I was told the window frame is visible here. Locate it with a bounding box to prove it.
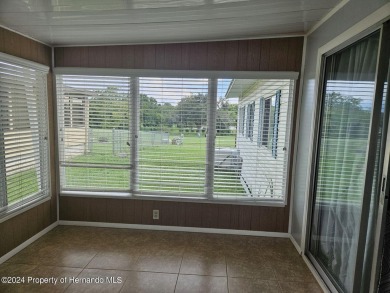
[0,52,50,220]
[54,68,298,206]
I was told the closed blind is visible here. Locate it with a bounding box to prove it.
[56,75,131,191]
[214,79,293,200]
[0,56,49,209]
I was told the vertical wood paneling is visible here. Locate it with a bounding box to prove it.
[26,207,39,239]
[189,42,208,70]
[259,207,277,232]
[0,220,14,257]
[217,205,231,229]
[180,43,190,70]
[250,206,261,231]
[141,200,154,225]
[246,39,261,71]
[237,40,248,70]
[0,28,4,53]
[123,199,136,224]
[185,203,203,227]
[259,39,270,71]
[105,46,123,68]
[164,44,182,70]
[107,198,124,223]
[207,41,225,70]
[12,211,29,246]
[55,47,64,67]
[89,198,107,222]
[177,202,186,226]
[155,45,165,69]
[134,45,145,68]
[121,46,135,68]
[201,204,219,228]
[269,38,288,71]
[224,41,239,71]
[19,36,31,60]
[133,200,144,224]
[143,45,156,69]
[88,46,106,67]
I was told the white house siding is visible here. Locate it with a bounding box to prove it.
[236,79,292,199]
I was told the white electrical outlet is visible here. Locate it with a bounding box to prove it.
[153,210,159,220]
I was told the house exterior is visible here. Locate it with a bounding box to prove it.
[226,79,293,199]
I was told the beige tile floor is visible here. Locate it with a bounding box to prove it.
[0,226,322,292]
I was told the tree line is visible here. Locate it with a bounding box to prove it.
[88,87,237,134]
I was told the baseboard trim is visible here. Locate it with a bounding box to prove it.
[289,234,302,254]
[302,254,331,293]
[0,221,58,264]
[58,220,289,238]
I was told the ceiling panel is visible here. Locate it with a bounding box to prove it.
[0,0,342,46]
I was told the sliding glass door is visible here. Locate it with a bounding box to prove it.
[307,22,390,293]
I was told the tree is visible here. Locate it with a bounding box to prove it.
[216,98,237,134]
[175,93,207,129]
[323,92,370,139]
[89,86,129,129]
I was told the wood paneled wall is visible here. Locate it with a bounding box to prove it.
[56,37,304,232]
[60,197,289,232]
[0,28,56,258]
[55,38,303,72]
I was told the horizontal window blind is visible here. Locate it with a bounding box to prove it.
[137,77,208,196]
[56,75,131,191]
[0,57,49,210]
[214,79,293,200]
[56,74,295,202]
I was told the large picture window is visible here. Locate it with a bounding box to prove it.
[0,53,49,213]
[56,73,295,202]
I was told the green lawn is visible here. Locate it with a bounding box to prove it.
[63,131,245,195]
[7,169,39,204]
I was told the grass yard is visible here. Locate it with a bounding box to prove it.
[7,169,39,204]
[63,131,245,196]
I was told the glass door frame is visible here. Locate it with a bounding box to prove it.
[305,21,390,293]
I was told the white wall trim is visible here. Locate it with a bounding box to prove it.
[58,220,289,238]
[0,222,58,264]
[289,234,302,255]
[306,0,350,36]
[289,34,308,236]
[302,254,332,293]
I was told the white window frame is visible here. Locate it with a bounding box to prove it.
[55,68,298,206]
[0,52,50,220]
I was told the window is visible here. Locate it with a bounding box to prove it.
[238,106,245,135]
[56,74,295,202]
[245,102,255,141]
[258,90,281,158]
[57,75,131,191]
[0,53,49,213]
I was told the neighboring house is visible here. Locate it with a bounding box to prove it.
[226,79,293,198]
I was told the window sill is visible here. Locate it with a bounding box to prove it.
[60,191,286,207]
[0,195,52,224]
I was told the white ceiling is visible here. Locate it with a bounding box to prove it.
[0,0,342,46]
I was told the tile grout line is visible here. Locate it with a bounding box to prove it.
[174,253,184,292]
[225,255,230,293]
